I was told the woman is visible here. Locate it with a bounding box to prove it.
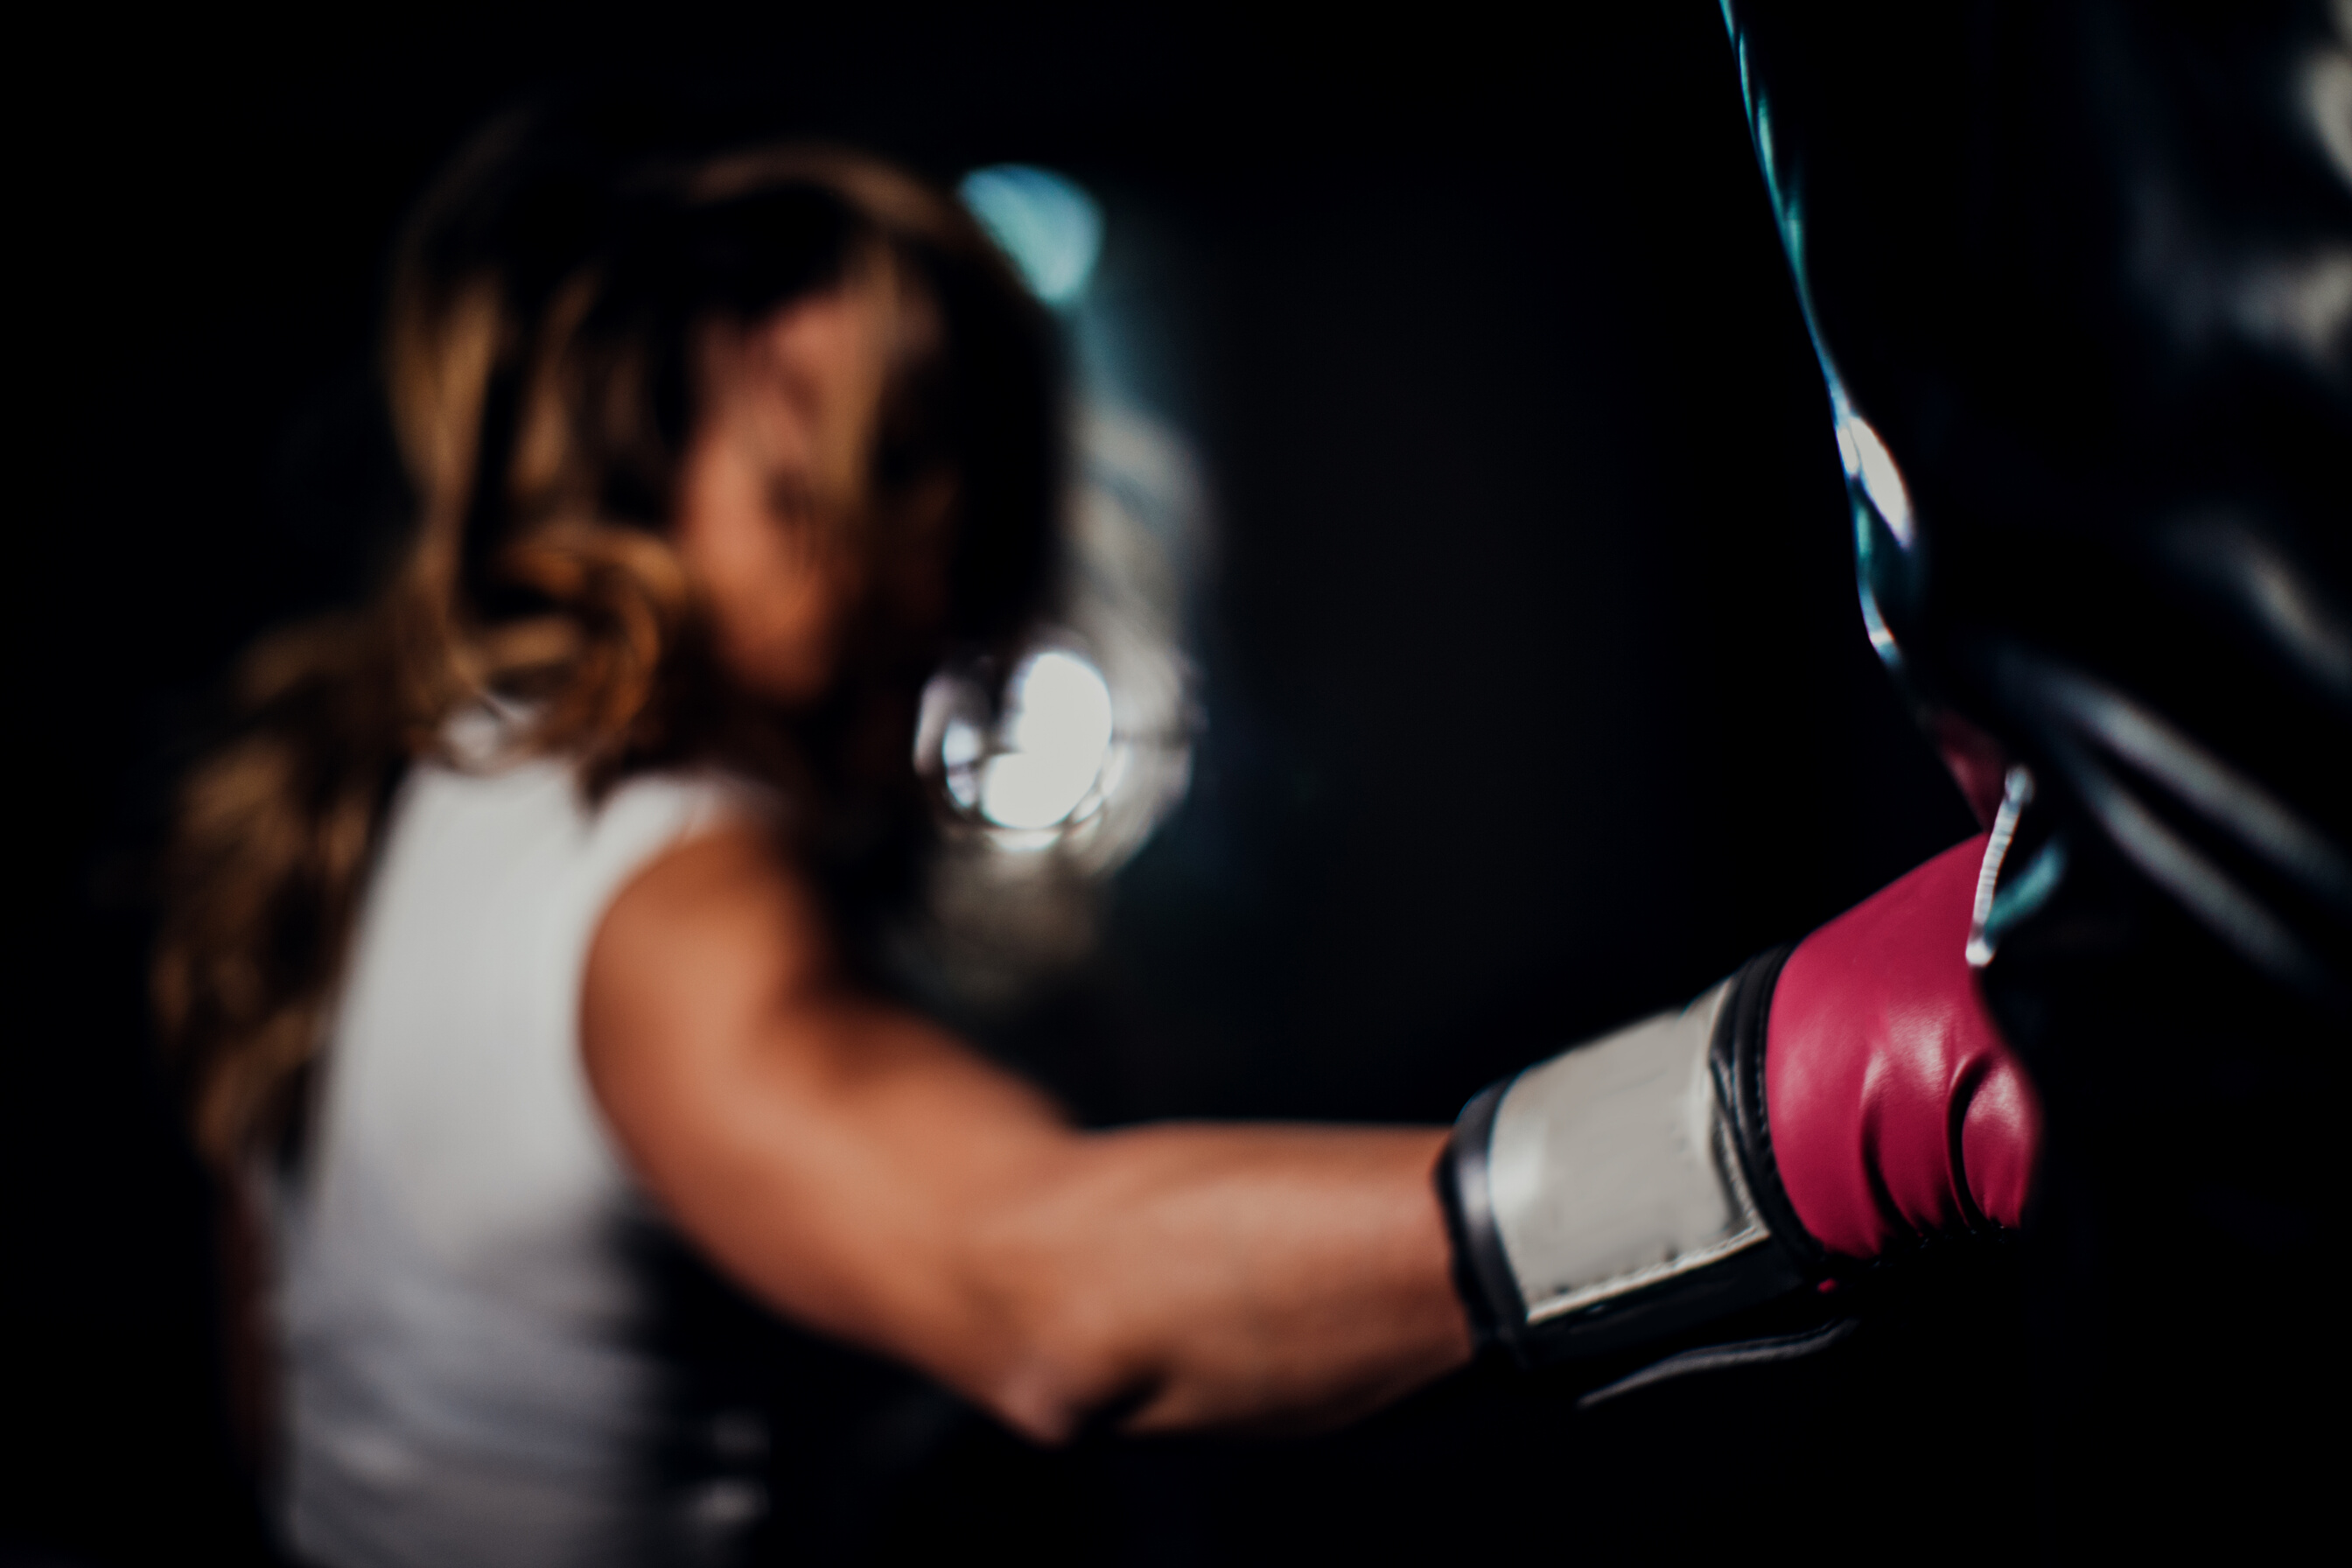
[154,113,1470,1564]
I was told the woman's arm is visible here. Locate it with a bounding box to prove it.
[581,826,1472,1444]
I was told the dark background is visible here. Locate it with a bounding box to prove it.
[5,4,1998,1563]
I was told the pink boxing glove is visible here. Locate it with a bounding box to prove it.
[1767,835,2040,1262]
[1439,835,2042,1365]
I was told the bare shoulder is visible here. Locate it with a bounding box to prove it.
[582,824,836,1085]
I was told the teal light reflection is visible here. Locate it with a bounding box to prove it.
[958,164,1104,307]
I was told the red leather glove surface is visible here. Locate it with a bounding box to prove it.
[1766,834,2043,1262]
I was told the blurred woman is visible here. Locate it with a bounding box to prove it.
[153,114,1468,1565]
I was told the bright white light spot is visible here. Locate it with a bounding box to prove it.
[978,649,1116,829]
[1835,410,1915,550]
[941,713,984,809]
[958,165,1104,306]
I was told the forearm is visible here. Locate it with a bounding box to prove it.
[965,1124,1472,1439]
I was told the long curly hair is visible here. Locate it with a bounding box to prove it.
[153,109,1060,1168]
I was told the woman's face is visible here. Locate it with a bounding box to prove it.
[673,274,955,709]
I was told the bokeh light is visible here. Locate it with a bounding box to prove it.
[936,648,1118,833]
[957,164,1104,306]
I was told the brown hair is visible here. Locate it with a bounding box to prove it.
[153,110,1060,1167]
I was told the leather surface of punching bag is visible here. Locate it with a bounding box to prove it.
[1719,0,2351,1545]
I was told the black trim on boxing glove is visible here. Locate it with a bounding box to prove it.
[1708,942,1829,1283]
[1434,1080,1524,1361]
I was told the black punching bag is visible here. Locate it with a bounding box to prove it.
[1719,0,2351,1548]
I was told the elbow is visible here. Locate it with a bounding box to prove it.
[973,1348,1137,1447]
[966,1288,1158,1445]
[940,1157,1143,1444]
[955,1237,1151,1446]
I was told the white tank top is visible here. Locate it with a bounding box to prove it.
[268,737,767,1568]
